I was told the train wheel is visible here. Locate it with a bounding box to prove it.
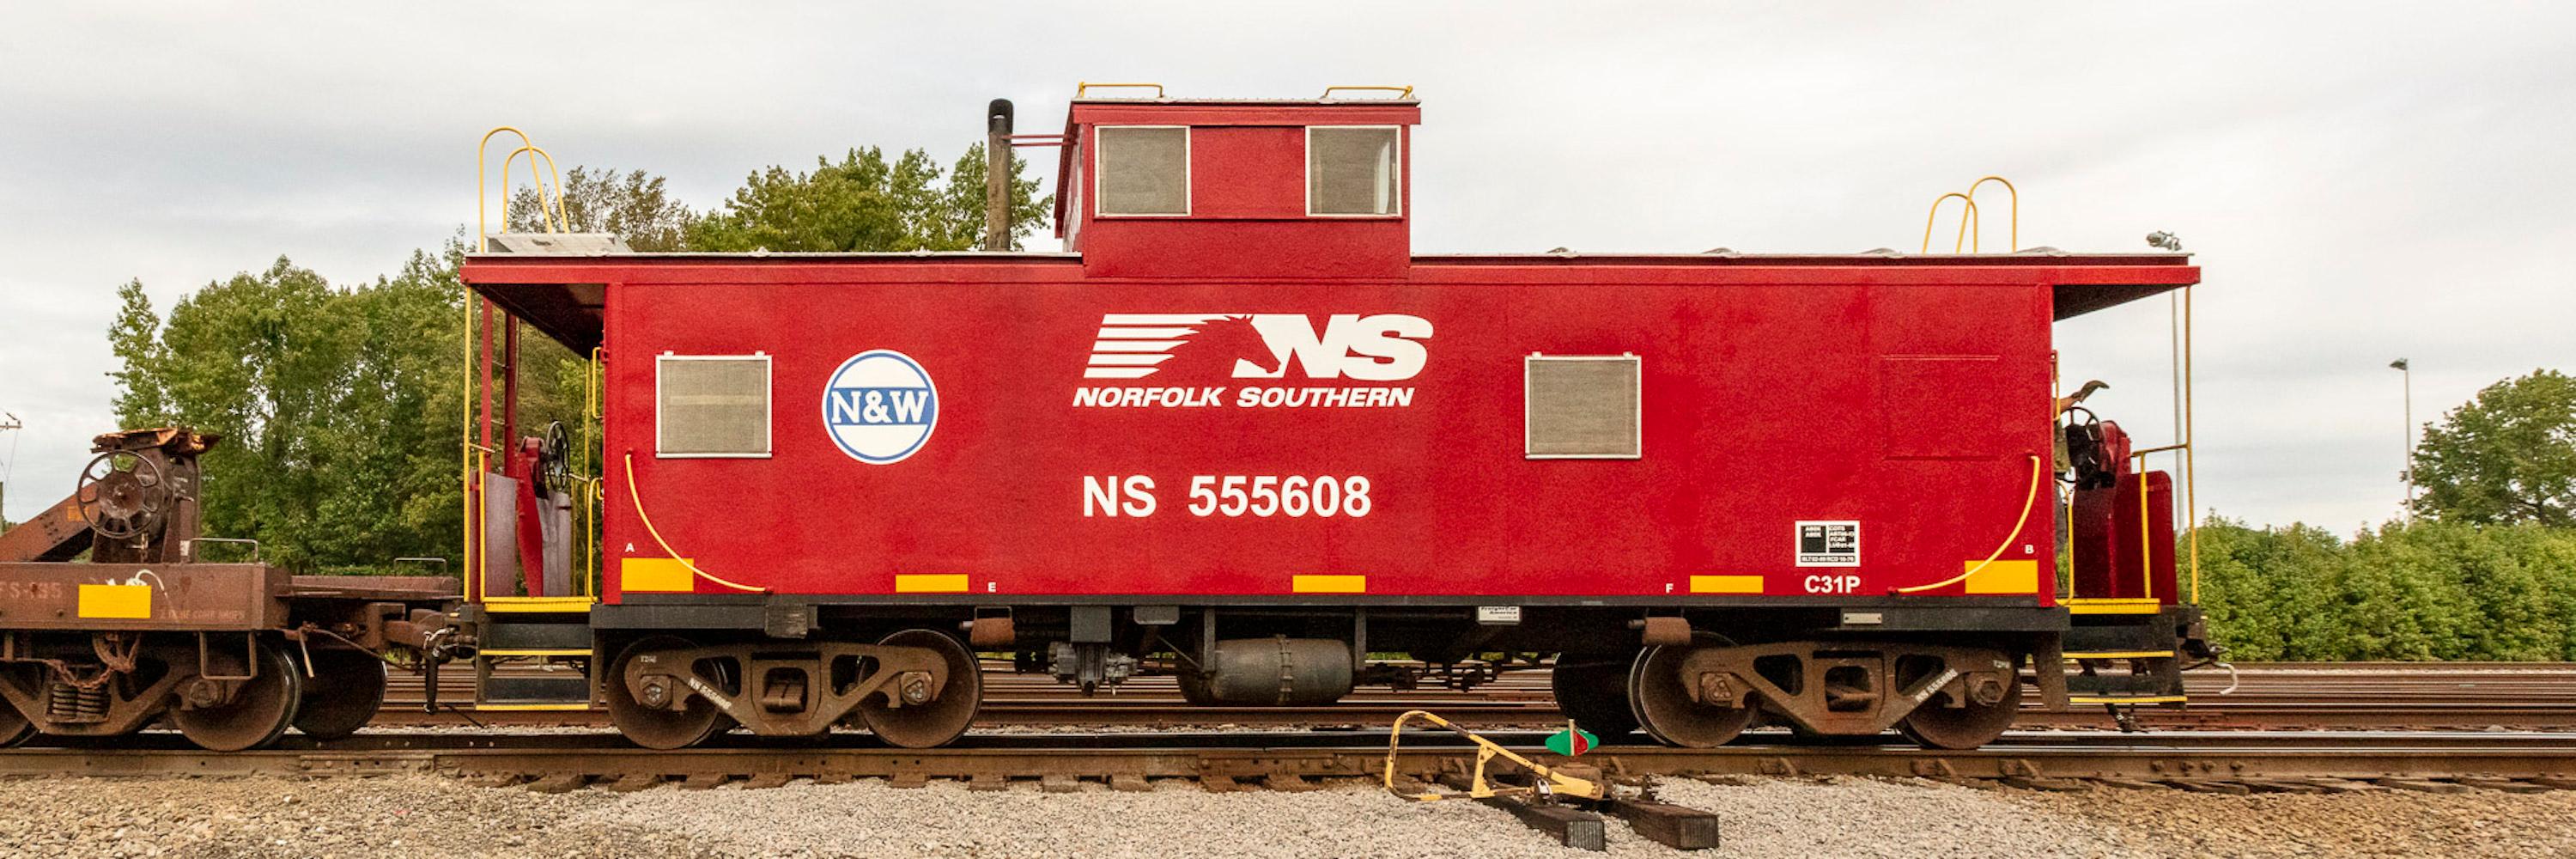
[172,641,303,752]
[0,701,34,748]
[858,629,981,749]
[1550,652,1639,739]
[605,636,730,750]
[1628,644,1752,748]
[1898,673,2023,751]
[292,648,388,740]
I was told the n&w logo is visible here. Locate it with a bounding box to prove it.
[1084,314,1433,381]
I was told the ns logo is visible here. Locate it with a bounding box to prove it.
[1084,313,1435,382]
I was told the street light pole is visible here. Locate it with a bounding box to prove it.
[2390,359,2413,519]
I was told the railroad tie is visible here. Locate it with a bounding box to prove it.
[1602,798,1722,850]
[523,773,589,794]
[604,774,664,793]
[2373,777,2471,794]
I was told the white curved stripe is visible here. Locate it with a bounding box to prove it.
[1101,314,1230,325]
[1097,326,1200,338]
[1083,367,1157,379]
[1090,339,1186,352]
[1087,353,1176,366]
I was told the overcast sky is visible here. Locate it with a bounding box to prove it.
[3,3,2569,530]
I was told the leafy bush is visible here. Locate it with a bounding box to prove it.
[2196,516,2576,661]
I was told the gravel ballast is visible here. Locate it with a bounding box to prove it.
[3,773,2573,858]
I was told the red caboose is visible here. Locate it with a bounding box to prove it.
[460,87,2209,750]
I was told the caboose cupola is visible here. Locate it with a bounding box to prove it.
[1052,85,1419,278]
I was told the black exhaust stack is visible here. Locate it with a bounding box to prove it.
[983,99,1014,251]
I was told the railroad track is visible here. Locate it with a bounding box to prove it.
[380,661,2576,730]
[8,730,2574,797]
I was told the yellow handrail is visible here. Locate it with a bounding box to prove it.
[467,130,538,601]
[1894,454,2044,594]
[1966,175,2018,252]
[1921,192,1979,253]
[621,452,769,594]
[1321,85,1415,100]
[1075,82,1164,99]
[499,144,568,235]
[465,127,573,605]
[475,128,536,252]
[2184,285,2198,604]
[582,346,602,599]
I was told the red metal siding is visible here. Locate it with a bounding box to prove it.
[589,262,2075,603]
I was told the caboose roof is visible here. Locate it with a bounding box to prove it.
[462,249,2194,353]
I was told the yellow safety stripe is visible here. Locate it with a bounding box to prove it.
[1292,575,1367,594]
[2065,598,2162,615]
[1688,575,1763,594]
[483,596,596,613]
[895,574,970,594]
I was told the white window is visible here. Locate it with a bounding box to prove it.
[656,354,770,458]
[1308,126,1401,216]
[1094,126,1189,216]
[1525,354,1642,459]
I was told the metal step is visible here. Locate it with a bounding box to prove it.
[474,614,594,707]
[477,673,592,705]
[482,620,590,651]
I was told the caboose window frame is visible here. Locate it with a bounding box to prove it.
[1305,125,1404,218]
[653,352,773,460]
[1523,353,1643,460]
[1092,125,1192,218]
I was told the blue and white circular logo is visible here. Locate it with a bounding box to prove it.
[821,350,939,464]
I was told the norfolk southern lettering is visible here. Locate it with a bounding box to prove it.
[1072,386,1417,408]
[1074,312,1431,410]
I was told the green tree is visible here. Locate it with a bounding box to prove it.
[2411,369,2576,527]
[504,166,696,251]
[106,279,171,425]
[106,256,465,572]
[688,143,1048,252]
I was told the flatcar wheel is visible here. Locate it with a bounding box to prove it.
[1898,673,2023,751]
[1627,644,1752,748]
[0,700,35,748]
[858,629,981,749]
[1550,652,1640,739]
[605,636,729,751]
[292,648,388,740]
[171,641,303,752]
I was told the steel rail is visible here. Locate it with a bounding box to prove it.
[4,730,2573,786]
